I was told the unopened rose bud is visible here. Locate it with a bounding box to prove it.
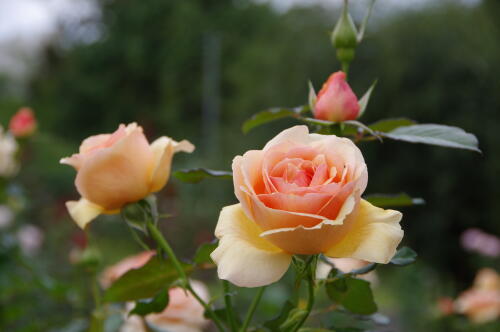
[313,71,360,122]
[9,107,37,138]
[331,1,358,67]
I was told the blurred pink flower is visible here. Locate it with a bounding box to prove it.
[436,297,455,316]
[121,280,210,332]
[102,251,209,332]
[100,251,156,288]
[455,268,500,324]
[461,228,500,257]
[9,107,37,138]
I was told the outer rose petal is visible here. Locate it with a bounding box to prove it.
[211,204,292,287]
[263,126,321,151]
[75,128,153,210]
[325,199,403,264]
[66,198,104,229]
[260,195,356,254]
[149,137,194,192]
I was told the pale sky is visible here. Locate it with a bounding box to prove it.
[0,0,481,85]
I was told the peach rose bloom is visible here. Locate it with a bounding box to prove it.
[9,107,37,137]
[455,268,500,323]
[211,126,403,287]
[121,281,210,332]
[61,123,194,228]
[313,71,360,122]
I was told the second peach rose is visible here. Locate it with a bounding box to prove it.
[61,123,194,228]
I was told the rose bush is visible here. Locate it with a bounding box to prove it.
[100,252,209,332]
[211,126,403,287]
[61,123,194,228]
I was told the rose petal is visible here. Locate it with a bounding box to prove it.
[257,192,332,216]
[325,199,403,264]
[149,137,195,192]
[75,128,153,210]
[79,133,113,154]
[259,195,356,254]
[263,126,321,151]
[240,186,335,230]
[211,204,292,287]
[313,136,368,193]
[66,198,104,229]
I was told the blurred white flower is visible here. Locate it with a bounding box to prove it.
[16,224,44,256]
[461,228,500,258]
[0,204,14,228]
[0,125,19,177]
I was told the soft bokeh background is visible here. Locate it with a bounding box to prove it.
[0,0,499,331]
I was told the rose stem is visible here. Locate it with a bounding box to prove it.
[146,222,227,332]
[239,286,266,332]
[290,256,317,332]
[222,280,239,332]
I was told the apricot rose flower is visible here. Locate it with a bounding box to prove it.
[211,126,403,287]
[61,123,194,228]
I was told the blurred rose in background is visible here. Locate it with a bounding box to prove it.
[455,268,500,324]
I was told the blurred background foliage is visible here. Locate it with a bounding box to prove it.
[0,0,499,331]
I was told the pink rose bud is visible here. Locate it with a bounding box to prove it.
[313,71,360,122]
[9,107,37,137]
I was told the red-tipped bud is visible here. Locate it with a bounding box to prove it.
[9,107,37,137]
[313,71,360,122]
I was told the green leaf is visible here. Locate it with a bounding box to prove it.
[308,81,317,110]
[328,311,376,331]
[298,329,334,332]
[382,124,480,152]
[299,118,377,138]
[173,168,232,184]
[194,241,218,265]
[357,0,376,43]
[300,117,334,126]
[344,120,379,138]
[357,79,377,118]
[326,277,377,315]
[390,246,417,266]
[364,193,425,208]
[368,118,416,133]
[264,300,295,331]
[129,289,169,317]
[242,106,308,134]
[103,256,191,302]
[279,308,308,331]
[350,263,377,276]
